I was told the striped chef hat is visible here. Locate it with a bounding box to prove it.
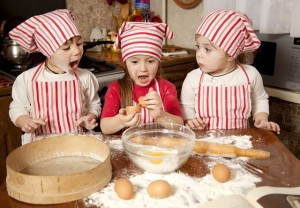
[114,21,174,61]
[9,9,80,57]
[196,9,261,58]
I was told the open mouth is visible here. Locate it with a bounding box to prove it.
[70,60,79,70]
[138,75,149,84]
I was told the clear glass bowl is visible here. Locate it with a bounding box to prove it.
[122,123,195,173]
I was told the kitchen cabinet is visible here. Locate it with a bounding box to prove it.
[84,48,197,97]
[0,85,22,185]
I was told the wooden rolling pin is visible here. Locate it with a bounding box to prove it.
[194,141,270,159]
[130,137,270,159]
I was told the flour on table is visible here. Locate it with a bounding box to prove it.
[84,134,261,208]
[198,132,253,149]
[106,139,123,150]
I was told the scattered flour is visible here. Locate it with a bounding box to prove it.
[198,132,253,149]
[84,134,262,208]
[106,139,123,151]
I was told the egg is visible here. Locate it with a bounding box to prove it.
[125,104,141,115]
[147,180,171,199]
[212,163,231,183]
[114,178,134,200]
[138,96,147,108]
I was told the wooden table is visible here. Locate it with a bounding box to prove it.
[1,129,300,207]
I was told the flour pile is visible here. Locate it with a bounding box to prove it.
[84,134,262,208]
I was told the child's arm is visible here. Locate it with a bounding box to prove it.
[100,109,141,134]
[254,112,280,133]
[251,68,280,134]
[15,115,47,133]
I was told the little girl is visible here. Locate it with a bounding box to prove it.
[180,9,280,133]
[9,9,101,143]
[100,21,183,134]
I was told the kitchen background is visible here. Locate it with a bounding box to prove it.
[0,0,299,159]
[66,0,300,159]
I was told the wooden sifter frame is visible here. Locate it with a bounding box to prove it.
[6,134,112,204]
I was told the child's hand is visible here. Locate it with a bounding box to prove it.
[21,116,47,133]
[185,118,206,130]
[76,116,98,130]
[143,88,163,120]
[254,119,280,134]
[118,108,141,127]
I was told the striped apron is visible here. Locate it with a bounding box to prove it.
[134,78,165,124]
[196,65,251,130]
[30,62,84,140]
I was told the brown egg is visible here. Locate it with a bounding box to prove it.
[125,104,141,115]
[114,178,134,200]
[212,163,231,183]
[138,96,147,108]
[147,180,171,199]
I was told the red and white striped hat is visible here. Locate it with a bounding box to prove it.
[114,21,174,61]
[196,9,261,58]
[9,9,80,57]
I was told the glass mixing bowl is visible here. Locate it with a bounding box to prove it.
[122,123,195,173]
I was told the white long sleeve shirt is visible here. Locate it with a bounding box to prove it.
[9,65,101,125]
[180,64,269,120]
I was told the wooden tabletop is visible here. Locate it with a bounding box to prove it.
[1,128,300,207]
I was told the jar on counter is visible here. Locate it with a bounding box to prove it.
[135,0,150,21]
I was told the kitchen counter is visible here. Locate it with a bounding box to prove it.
[84,48,197,70]
[265,86,300,104]
[1,129,300,207]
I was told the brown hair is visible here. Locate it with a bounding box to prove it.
[118,68,133,108]
[237,52,255,64]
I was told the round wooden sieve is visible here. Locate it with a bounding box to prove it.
[6,134,112,204]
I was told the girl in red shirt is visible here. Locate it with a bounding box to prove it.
[100,22,183,134]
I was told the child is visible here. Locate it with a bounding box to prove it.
[100,21,183,134]
[180,9,280,133]
[9,9,101,144]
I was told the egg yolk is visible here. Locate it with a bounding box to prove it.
[143,151,172,164]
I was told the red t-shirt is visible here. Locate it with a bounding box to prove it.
[101,77,182,118]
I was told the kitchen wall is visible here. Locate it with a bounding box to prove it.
[269,97,300,159]
[66,0,203,48]
[164,1,203,49]
[66,0,122,41]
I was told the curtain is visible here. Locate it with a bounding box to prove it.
[203,0,300,37]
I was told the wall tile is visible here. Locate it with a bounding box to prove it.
[66,0,122,41]
[269,96,300,159]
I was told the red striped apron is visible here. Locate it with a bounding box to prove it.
[197,64,251,130]
[134,78,165,124]
[30,62,84,140]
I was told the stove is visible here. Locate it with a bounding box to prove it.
[78,55,125,91]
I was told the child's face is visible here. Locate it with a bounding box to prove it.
[47,36,83,74]
[195,36,234,75]
[125,55,160,87]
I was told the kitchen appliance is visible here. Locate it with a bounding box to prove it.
[253,33,300,92]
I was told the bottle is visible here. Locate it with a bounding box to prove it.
[135,0,150,21]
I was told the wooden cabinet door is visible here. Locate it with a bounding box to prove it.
[0,94,22,184]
